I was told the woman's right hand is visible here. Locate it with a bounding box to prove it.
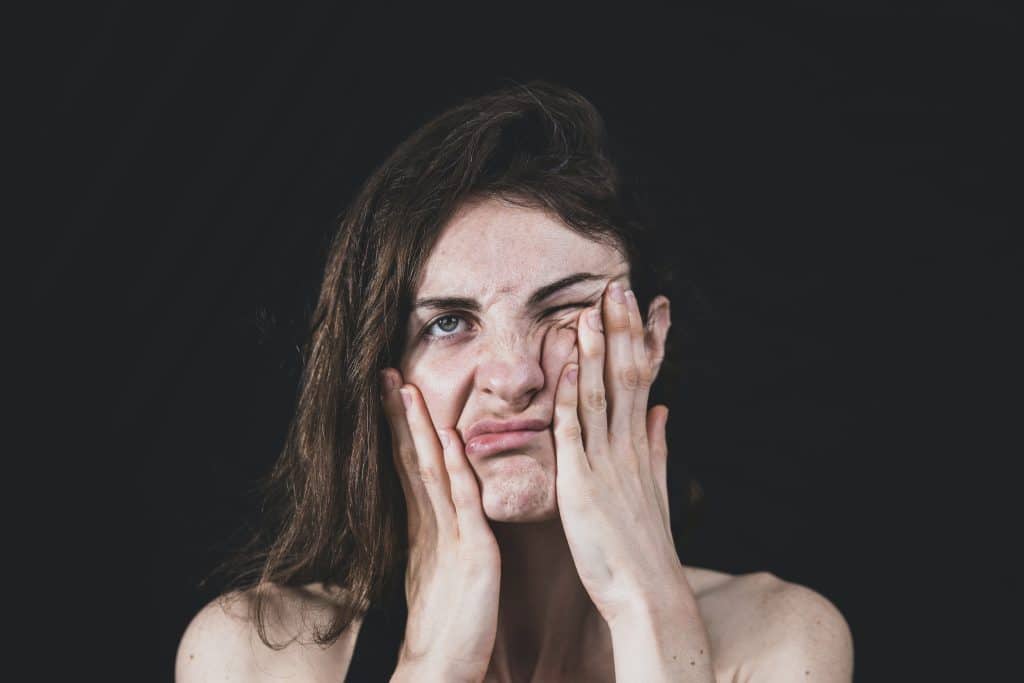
[380,368,501,683]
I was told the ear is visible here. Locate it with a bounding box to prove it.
[644,295,671,380]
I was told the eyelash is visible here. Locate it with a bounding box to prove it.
[420,302,595,345]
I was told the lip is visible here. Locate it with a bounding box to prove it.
[464,429,546,458]
[464,418,550,442]
[463,418,550,458]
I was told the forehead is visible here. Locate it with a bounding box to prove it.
[416,198,626,299]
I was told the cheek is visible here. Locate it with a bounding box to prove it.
[406,357,473,426]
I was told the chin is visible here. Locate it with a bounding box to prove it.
[478,453,559,522]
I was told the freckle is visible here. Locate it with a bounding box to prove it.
[690,660,695,665]
[805,670,810,675]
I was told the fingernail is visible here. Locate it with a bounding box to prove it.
[566,364,578,385]
[624,289,636,308]
[586,307,603,332]
[399,388,412,409]
[609,281,626,304]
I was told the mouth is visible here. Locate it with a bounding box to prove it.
[464,428,547,458]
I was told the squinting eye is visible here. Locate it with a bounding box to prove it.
[420,301,595,345]
[543,301,598,324]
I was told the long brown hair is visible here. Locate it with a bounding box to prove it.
[215,80,699,648]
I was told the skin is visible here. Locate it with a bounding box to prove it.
[398,197,648,526]
[175,197,855,682]
[395,196,672,680]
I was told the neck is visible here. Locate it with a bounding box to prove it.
[485,518,612,682]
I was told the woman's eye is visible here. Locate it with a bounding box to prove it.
[543,302,596,322]
[420,302,593,345]
[423,314,469,342]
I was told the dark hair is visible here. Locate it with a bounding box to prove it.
[214,79,700,648]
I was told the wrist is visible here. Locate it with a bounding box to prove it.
[605,569,699,627]
[607,595,694,645]
[391,657,484,683]
[606,582,715,683]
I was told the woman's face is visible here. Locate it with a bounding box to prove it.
[399,197,669,523]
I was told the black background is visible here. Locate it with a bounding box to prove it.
[33,1,1016,680]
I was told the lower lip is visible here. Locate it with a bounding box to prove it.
[465,430,545,458]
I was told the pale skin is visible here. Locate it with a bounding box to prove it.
[176,197,855,682]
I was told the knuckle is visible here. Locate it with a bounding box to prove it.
[417,464,440,485]
[583,389,607,412]
[608,431,634,455]
[558,423,583,442]
[606,315,631,332]
[450,486,473,508]
[620,366,641,389]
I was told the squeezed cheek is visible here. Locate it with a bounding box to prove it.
[405,355,472,431]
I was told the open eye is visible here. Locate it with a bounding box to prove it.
[422,313,470,343]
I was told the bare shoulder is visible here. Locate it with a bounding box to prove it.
[175,582,365,683]
[684,566,855,682]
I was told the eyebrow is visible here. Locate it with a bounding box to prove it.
[413,271,624,313]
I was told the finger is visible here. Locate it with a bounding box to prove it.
[647,405,671,533]
[576,304,608,456]
[398,383,457,533]
[552,362,590,477]
[380,369,431,519]
[624,289,655,454]
[438,427,492,542]
[645,296,671,379]
[603,280,639,450]
[542,324,579,406]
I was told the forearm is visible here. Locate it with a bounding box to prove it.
[608,588,716,683]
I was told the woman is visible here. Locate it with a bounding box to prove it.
[176,81,853,682]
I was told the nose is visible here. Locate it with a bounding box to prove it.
[474,332,547,408]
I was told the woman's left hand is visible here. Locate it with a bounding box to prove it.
[552,280,690,625]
